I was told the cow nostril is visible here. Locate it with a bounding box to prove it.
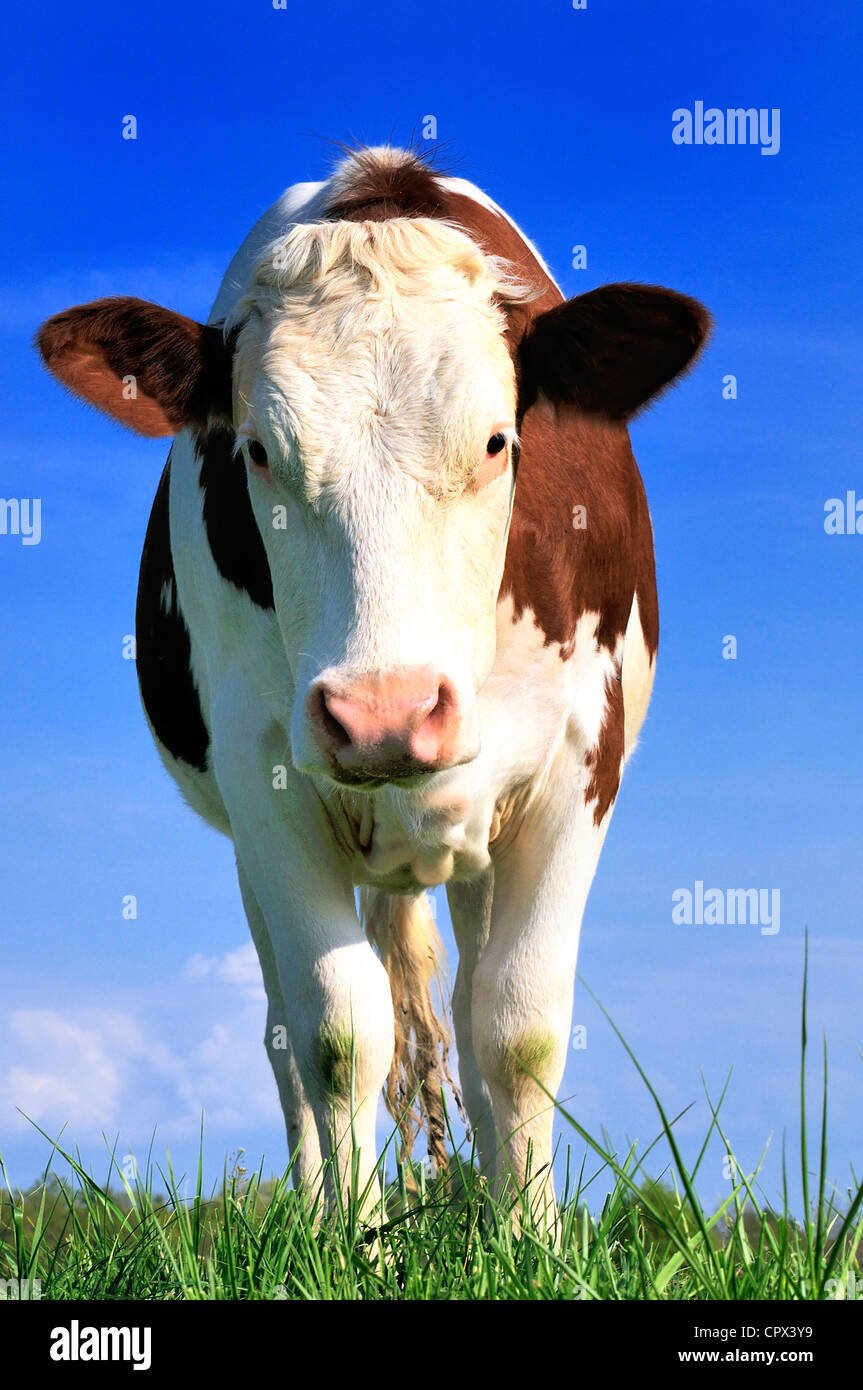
[314,687,352,751]
[419,679,456,738]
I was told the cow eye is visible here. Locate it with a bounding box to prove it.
[247,439,268,469]
[486,432,507,457]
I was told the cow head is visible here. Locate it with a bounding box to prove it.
[37,218,708,789]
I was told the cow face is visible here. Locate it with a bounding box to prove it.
[225,220,530,786]
[224,221,536,784]
[37,220,708,790]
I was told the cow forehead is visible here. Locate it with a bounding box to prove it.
[230,218,523,493]
[235,214,527,307]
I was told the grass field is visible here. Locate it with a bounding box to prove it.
[2,949,860,1302]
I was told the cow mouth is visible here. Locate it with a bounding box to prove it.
[326,764,438,791]
[325,744,479,790]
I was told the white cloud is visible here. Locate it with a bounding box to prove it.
[0,943,276,1144]
[3,1010,122,1129]
[184,942,265,1001]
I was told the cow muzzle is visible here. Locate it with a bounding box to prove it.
[307,666,471,785]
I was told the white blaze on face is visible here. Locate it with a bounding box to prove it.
[227,218,532,779]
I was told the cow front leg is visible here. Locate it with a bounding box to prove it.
[472,781,616,1223]
[446,872,497,1175]
[213,695,394,1216]
[236,861,322,1194]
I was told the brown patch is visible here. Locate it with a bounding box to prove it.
[36,297,233,437]
[501,403,651,651]
[502,403,646,826]
[324,148,449,222]
[584,674,625,826]
[631,462,659,659]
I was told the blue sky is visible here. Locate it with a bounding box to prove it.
[1,0,860,1212]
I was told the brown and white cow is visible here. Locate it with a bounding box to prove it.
[38,147,709,1217]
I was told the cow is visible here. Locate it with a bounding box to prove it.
[37,146,709,1220]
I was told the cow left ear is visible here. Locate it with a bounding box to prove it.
[517,283,711,421]
[36,296,233,437]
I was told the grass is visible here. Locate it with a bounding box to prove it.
[1,942,860,1301]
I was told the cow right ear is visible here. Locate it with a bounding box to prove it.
[36,297,233,437]
[517,283,711,421]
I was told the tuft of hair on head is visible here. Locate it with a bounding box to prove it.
[225,217,535,336]
[323,145,450,223]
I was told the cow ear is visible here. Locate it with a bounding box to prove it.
[36,297,233,437]
[517,283,711,421]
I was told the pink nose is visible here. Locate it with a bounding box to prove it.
[308,667,461,782]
